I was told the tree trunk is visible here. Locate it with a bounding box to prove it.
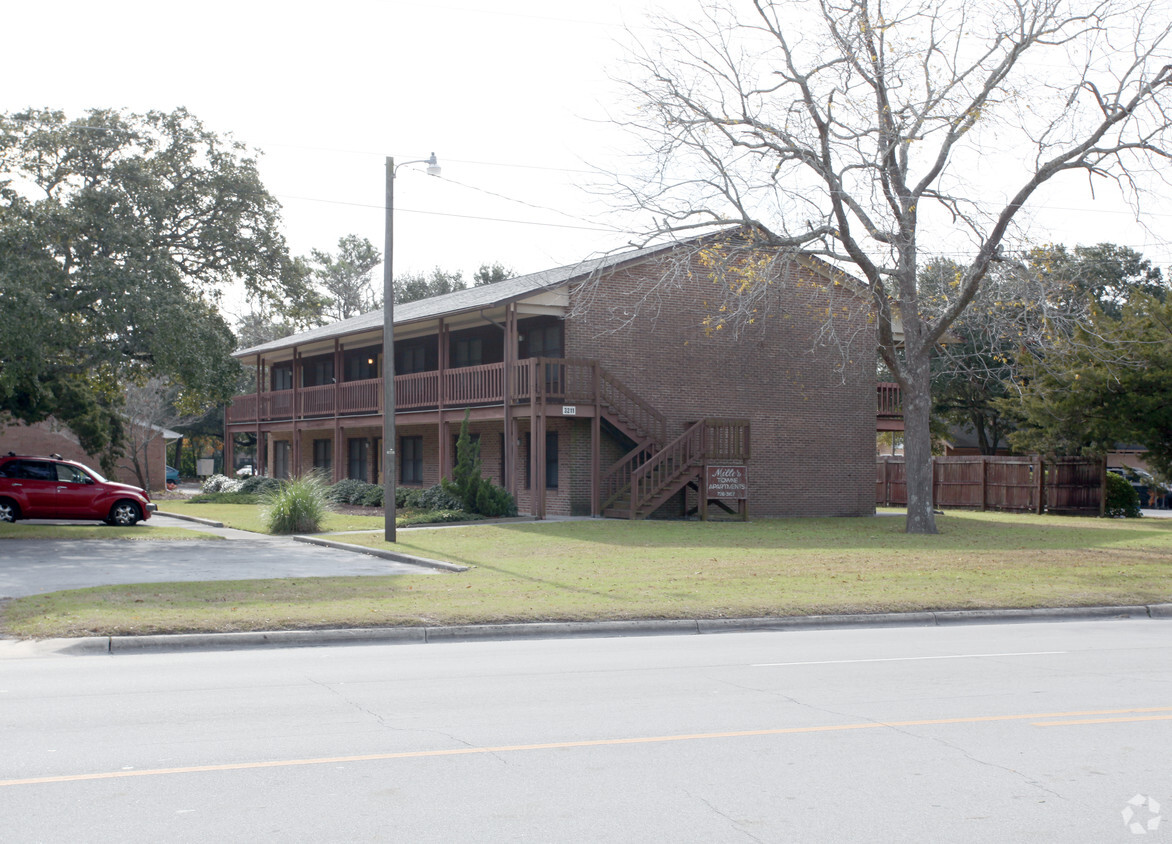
[902,358,938,534]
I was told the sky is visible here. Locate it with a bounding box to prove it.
[7,0,1172,318]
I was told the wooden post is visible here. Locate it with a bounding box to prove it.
[1035,456,1045,515]
[980,456,988,511]
[699,463,708,522]
[291,346,300,478]
[591,361,600,517]
[255,357,263,475]
[1100,458,1108,517]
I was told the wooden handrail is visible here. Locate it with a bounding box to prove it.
[877,381,902,417]
[629,420,708,518]
[597,366,666,445]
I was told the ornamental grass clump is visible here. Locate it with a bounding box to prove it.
[262,472,333,534]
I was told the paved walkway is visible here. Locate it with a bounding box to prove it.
[0,514,434,599]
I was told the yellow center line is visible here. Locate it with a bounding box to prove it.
[1033,714,1172,727]
[4,705,1169,788]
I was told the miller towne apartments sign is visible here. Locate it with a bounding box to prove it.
[706,466,748,500]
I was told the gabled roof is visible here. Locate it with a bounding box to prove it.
[234,233,718,359]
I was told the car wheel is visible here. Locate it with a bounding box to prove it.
[0,497,19,523]
[108,500,142,527]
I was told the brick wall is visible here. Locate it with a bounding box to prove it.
[566,251,877,517]
[0,417,167,490]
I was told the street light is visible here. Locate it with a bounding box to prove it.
[383,152,440,542]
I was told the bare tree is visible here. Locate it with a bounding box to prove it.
[607,0,1172,532]
[120,378,188,491]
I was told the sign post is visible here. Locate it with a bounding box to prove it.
[703,465,749,521]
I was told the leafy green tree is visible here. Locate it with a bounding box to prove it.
[441,410,517,517]
[308,235,382,321]
[395,268,467,304]
[930,244,1165,455]
[473,263,514,286]
[1008,292,1172,476]
[0,107,302,466]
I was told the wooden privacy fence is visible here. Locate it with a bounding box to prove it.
[876,456,1105,515]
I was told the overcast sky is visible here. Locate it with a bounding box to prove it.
[8,0,1172,314]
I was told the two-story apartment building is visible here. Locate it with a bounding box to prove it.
[225,231,878,519]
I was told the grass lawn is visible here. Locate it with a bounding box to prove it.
[158,501,387,533]
[3,510,1171,638]
[157,501,470,533]
[0,523,222,541]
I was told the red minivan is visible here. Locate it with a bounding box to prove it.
[0,454,157,526]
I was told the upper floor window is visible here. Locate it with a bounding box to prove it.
[302,357,334,387]
[522,323,563,359]
[344,348,380,381]
[398,343,427,375]
[272,364,293,391]
[453,337,483,369]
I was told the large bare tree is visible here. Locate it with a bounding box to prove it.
[609,0,1172,532]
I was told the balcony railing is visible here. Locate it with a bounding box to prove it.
[877,381,902,418]
[226,358,662,426]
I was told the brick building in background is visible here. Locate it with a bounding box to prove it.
[226,231,878,518]
[0,417,175,490]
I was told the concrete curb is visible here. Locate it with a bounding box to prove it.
[3,603,1168,657]
[155,511,225,528]
[291,535,470,572]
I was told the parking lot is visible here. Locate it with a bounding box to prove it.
[0,515,433,599]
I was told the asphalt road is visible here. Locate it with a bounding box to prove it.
[2,619,1169,842]
[0,515,432,598]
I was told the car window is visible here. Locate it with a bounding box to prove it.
[0,461,19,478]
[55,464,89,484]
[19,461,56,481]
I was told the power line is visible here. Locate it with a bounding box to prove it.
[275,192,625,233]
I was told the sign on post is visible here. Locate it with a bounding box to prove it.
[706,466,748,498]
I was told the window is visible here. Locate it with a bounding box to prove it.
[344,348,380,381]
[273,441,292,480]
[312,439,332,473]
[453,337,483,368]
[400,436,423,485]
[55,463,89,484]
[347,438,369,482]
[524,431,559,489]
[397,344,427,375]
[526,323,563,358]
[545,431,559,489]
[303,357,334,387]
[499,433,507,487]
[272,364,293,391]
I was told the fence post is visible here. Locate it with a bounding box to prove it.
[1035,456,1045,515]
[931,457,938,509]
[980,456,988,511]
[1100,458,1108,517]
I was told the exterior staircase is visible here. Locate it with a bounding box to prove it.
[600,415,750,520]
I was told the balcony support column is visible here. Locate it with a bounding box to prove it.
[437,318,448,482]
[292,346,301,478]
[591,361,601,517]
[504,304,516,496]
[255,357,263,474]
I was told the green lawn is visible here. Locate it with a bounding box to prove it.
[4,510,1170,638]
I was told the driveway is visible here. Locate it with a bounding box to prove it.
[0,515,433,599]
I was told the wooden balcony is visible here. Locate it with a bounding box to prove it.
[226,358,654,426]
[876,381,903,431]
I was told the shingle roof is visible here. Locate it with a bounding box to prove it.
[233,234,714,358]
